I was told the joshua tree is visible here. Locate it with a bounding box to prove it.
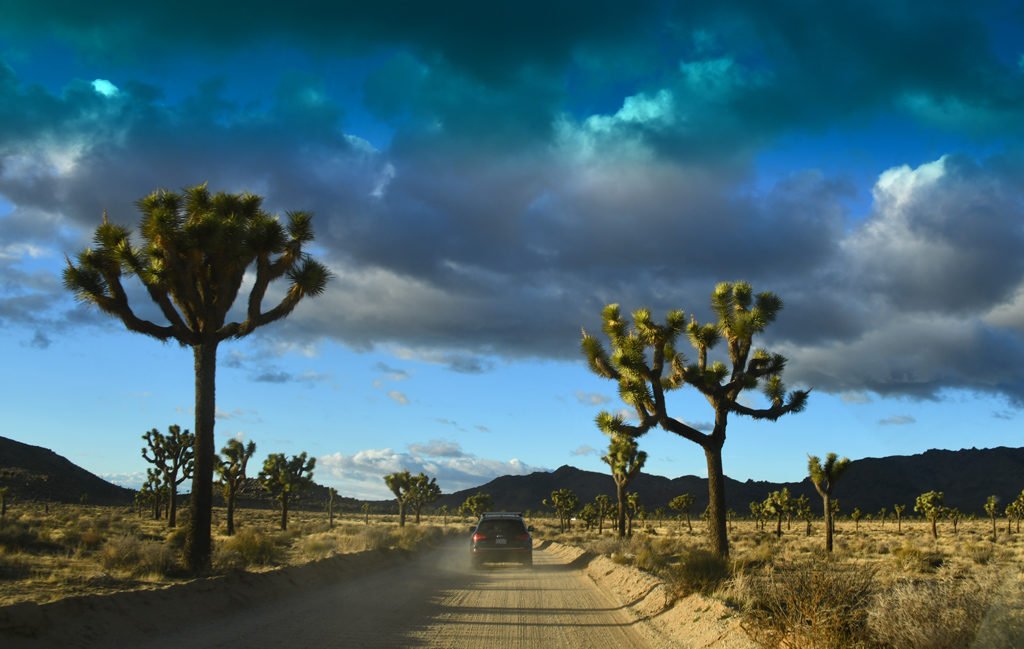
[384,470,415,528]
[258,452,316,531]
[877,506,887,529]
[595,494,612,534]
[763,488,793,537]
[625,492,641,536]
[141,425,195,528]
[326,488,338,529]
[915,491,945,539]
[579,503,599,530]
[946,507,963,534]
[851,508,863,532]
[63,185,329,572]
[795,495,813,536]
[458,492,494,519]
[544,488,579,533]
[749,501,765,531]
[216,438,256,536]
[409,473,441,524]
[582,283,808,557]
[893,504,906,533]
[600,428,647,538]
[984,496,998,541]
[808,452,850,553]
[361,502,371,525]
[670,493,696,532]
[438,504,449,526]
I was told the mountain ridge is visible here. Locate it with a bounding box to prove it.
[3,436,1023,516]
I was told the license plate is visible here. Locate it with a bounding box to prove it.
[496,538,507,545]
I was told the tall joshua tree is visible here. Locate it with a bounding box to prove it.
[582,282,808,557]
[384,470,415,527]
[258,452,316,531]
[64,184,329,571]
[409,473,441,524]
[669,493,696,532]
[216,438,256,536]
[808,452,850,553]
[600,425,647,538]
[141,425,195,528]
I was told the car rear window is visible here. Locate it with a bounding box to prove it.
[479,519,526,535]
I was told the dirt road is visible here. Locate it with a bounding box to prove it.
[5,541,657,649]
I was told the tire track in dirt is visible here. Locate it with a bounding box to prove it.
[3,541,654,649]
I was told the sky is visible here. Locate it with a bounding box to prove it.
[1,1,1023,501]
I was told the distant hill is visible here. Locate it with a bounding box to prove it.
[435,446,1024,517]
[0,436,134,505]
[3,435,1023,518]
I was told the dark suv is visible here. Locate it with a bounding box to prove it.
[470,512,533,568]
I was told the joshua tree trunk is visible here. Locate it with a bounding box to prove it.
[615,481,627,538]
[168,483,178,528]
[705,445,729,558]
[280,495,290,531]
[186,341,218,572]
[823,494,834,553]
[226,493,236,536]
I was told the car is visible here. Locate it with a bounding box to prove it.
[470,511,534,568]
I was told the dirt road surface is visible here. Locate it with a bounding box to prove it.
[3,541,663,649]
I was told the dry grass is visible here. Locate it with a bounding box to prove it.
[0,503,462,606]
[531,514,1024,648]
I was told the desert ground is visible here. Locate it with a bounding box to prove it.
[2,504,1024,648]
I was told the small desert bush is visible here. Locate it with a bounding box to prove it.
[0,553,32,580]
[0,522,43,553]
[358,525,394,551]
[741,559,875,649]
[666,548,731,599]
[166,526,188,550]
[99,534,177,576]
[219,529,279,566]
[298,534,337,560]
[867,566,992,649]
[394,525,442,551]
[892,545,944,573]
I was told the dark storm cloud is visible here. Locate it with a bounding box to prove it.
[1,1,1024,408]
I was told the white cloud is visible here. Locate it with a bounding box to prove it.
[879,415,916,426]
[317,445,547,500]
[387,390,409,404]
[574,390,611,406]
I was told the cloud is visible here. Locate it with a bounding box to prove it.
[878,415,916,426]
[375,362,411,381]
[840,392,872,404]
[318,444,547,499]
[387,390,409,404]
[101,471,146,490]
[1,5,1023,411]
[574,390,611,406]
[408,439,466,458]
[571,445,599,456]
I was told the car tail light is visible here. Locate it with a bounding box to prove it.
[515,534,530,540]
[472,533,487,541]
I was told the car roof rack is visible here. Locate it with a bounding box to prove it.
[480,511,523,517]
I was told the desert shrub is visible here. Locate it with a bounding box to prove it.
[633,541,668,573]
[585,536,624,557]
[99,534,177,576]
[358,525,393,551]
[741,559,875,649]
[964,542,994,565]
[220,528,279,566]
[0,553,32,580]
[0,522,42,552]
[867,566,991,649]
[166,526,187,550]
[394,525,443,551]
[298,534,337,560]
[666,548,731,599]
[78,528,104,551]
[892,545,944,573]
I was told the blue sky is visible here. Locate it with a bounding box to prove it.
[1,1,1023,500]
